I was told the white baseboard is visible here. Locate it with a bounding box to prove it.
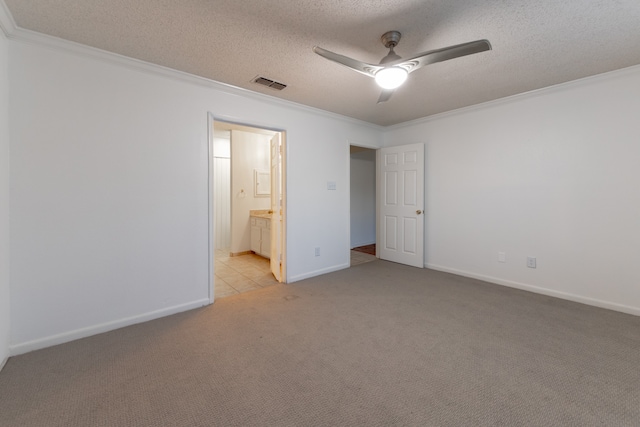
[426,263,640,317]
[9,298,211,356]
[288,263,350,283]
[0,355,7,372]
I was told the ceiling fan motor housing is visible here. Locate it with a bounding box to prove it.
[379,31,403,64]
[381,31,401,49]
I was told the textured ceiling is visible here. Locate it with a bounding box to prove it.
[5,0,640,126]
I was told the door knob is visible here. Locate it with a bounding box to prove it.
[416,210,423,215]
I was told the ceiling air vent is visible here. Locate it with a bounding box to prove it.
[253,76,287,91]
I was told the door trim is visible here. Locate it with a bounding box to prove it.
[207,113,215,303]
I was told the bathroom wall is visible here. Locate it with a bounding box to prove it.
[230,130,271,254]
[213,131,231,249]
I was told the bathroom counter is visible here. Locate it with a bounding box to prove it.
[249,209,272,219]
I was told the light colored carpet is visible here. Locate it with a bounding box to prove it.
[1,260,639,426]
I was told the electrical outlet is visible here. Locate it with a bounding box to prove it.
[498,252,506,263]
[315,247,320,257]
[527,257,537,268]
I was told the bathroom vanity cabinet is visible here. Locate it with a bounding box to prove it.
[250,216,271,259]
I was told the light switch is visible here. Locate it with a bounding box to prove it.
[327,181,336,190]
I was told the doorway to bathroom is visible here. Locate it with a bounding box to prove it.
[209,118,286,301]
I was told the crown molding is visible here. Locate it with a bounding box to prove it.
[0,3,382,132]
[385,63,640,132]
[0,0,16,36]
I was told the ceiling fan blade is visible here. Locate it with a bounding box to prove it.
[313,46,383,78]
[391,39,492,74]
[377,89,394,103]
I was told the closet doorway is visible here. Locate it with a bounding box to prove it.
[349,145,377,266]
[209,118,286,301]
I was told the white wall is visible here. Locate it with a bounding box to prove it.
[0,25,10,368]
[350,149,376,248]
[8,37,381,353]
[230,129,270,254]
[383,66,640,315]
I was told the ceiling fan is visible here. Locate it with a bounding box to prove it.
[313,31,491,103]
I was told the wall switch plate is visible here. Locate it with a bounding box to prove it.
[315,247,320,257]
[498,252,506,263]
[327,181,336,190]
[527,257,537,268]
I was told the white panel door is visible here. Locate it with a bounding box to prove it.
[270,133,282,282]
[378,143,424,267]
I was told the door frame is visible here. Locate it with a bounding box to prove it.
[207,113,287,303]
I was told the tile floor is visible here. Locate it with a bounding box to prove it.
[214,248,377,299]
[214,249,279,299]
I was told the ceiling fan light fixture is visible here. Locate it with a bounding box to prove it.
[314,32,491,102]
[374,67,408,89]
